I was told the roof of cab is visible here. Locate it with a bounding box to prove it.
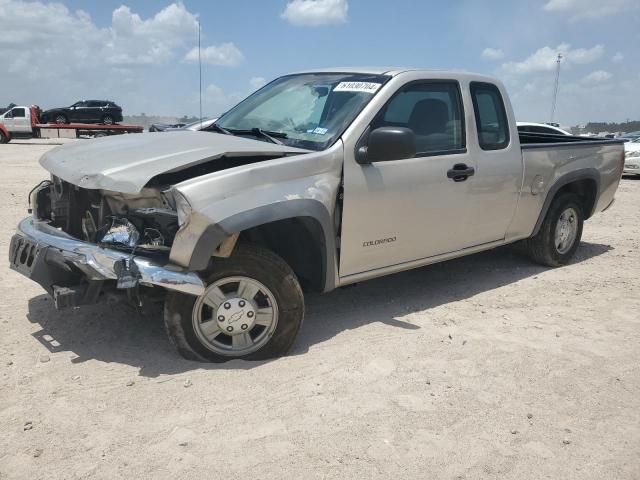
[289,67,500,82]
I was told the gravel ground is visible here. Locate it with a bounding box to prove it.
[0,142,638,479]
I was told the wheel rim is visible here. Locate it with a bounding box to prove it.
[192,276,279,356]
[554,207,578,254]
[103,116,113,125]
[55,115,65,124]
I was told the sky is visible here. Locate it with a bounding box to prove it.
[0,0,638,126]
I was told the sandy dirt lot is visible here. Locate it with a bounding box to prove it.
[0,141,638,479]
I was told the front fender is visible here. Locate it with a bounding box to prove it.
[168,142,344,291]
[170,199,338,291]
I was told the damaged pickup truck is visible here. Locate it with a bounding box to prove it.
[9,69,625,362]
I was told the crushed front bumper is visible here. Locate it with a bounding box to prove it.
[9,217,205,306]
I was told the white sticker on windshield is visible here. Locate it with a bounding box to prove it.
[306,127,329,135]
[334,82,382,94]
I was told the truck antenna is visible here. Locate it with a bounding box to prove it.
[198,21,203,130]
[550,53,563,124]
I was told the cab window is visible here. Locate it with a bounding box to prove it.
[11,108,26,118]
[371,81,465,156]
[470,82,510,150]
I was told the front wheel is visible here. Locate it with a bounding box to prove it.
[0,130,8,144]
[164,244,304,362]
[524,192,584,267]
[54,114,67,124]
[102,115,114,125]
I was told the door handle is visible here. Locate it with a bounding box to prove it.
[447,163,475,182]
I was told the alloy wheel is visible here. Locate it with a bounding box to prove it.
[192,276,279,356]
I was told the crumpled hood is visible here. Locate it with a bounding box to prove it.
[40,131,310,194]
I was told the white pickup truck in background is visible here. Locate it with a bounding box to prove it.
[9,68,625,362]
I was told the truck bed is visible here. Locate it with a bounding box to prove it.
[506,133,624,242]
[519,131,621,146]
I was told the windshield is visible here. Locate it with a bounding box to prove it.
[215,73,390,150]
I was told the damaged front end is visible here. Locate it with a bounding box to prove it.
[35,176,180,254]
[10,130,315,310]
[10,177,205,310]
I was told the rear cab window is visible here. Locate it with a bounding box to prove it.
[371,81,465,156]
[470,82,510,150]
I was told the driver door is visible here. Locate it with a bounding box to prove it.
[339,81,475,277]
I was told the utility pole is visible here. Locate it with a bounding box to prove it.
[198,21,203,129]
[550,53,562,124]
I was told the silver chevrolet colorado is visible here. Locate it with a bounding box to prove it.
[9,69,625,362]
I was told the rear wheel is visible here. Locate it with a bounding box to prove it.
[54,114,67,124]
[164,244,304,362]
[524,192,584,267]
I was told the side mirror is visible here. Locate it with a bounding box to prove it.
[356,127,416,164]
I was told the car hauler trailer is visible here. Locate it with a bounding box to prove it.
[0,106,143,143]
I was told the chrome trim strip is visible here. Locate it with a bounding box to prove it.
[15,217,205,296]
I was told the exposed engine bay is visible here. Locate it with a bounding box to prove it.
[32,176,179,256]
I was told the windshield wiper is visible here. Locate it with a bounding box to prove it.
[249,128,286,145]
[208,123,232,135]
[223,127,288,145]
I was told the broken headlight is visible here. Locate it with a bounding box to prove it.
[98,216,170,253]
[100,217,140,248]
[167,190,192,226]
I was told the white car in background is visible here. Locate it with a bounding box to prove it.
[624,138,640,176]
[517,122,572,136]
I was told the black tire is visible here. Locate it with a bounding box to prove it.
[54,114,67,124]
[0,130,7,144]
[524,192,584,267]
[102,115,114,125]
[164,244,304,362]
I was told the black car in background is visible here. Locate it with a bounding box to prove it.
[40,100,123,125]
